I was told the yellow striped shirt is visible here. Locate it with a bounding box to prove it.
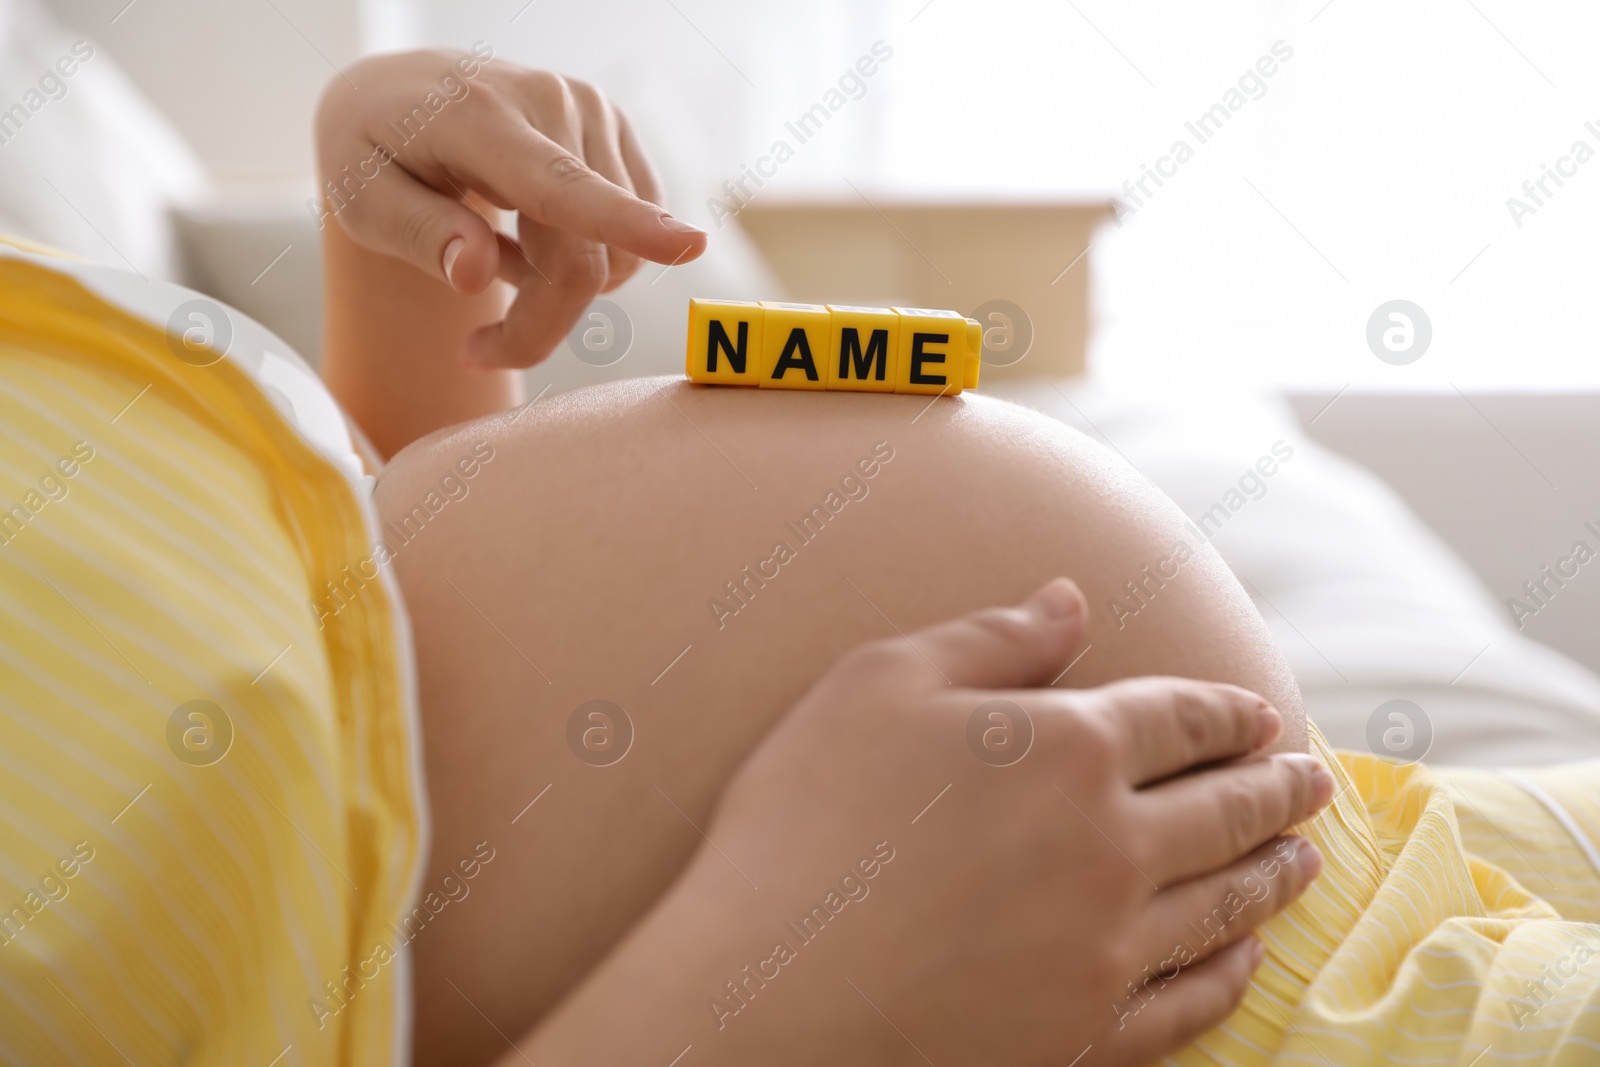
[0,248,425,1066]
[1166,729,1600,1065]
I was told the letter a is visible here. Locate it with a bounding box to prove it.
[772,329,820,381]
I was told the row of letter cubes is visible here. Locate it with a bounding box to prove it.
[685,300,982,395]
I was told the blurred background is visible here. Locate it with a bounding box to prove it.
[5,0,1599,761]
[12,0,1600,388]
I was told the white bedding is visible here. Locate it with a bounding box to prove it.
[991,378,1600,767]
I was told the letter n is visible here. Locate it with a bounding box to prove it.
[708,320,748,373]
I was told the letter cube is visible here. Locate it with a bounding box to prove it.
[891,307,967,395]
[963,317,982,390]
[686,299,763,385]
[826,306,900,392]
[758,302,829,390]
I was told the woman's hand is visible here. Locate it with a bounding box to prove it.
[702,577,1331,1065]
[314,48,706,370]
[521,579,1332,1067]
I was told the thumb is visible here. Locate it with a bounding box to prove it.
[331,167,500,293]
[883,578,1089,691]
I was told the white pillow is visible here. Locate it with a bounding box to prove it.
[0,0,205,280]
[990,378,1600,767]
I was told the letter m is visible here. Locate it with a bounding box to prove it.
[0,105,28,139]
[798,905,830,939]
[0,504,30,540]
[839,328,889,381]
[708,320,748,373]
[798,506,829,539]
[1195,102,1230,138]
[1196,504,1230,538]
[399,506,430,540]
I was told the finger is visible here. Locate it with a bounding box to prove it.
[462,220,607,369]
[1138,752,1334,885]
[1144,835,1321,968]
[850,578,1088,692]
[473,121,706,265]
[563,85,644,290]
[493,231,538,289]
[331,163,501,293]
[1090,677,1282,786]
[577,109,643,291]
[616,108,664,207]
[1094,937,1265,1067]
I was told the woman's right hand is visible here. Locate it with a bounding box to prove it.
[702,577,1333,1066]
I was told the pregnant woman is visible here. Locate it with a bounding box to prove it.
[318,52,1600,1067]
[318,50,1328,1066]
[3,47,1597,1067]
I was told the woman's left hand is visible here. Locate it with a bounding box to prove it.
[314,47,707,369]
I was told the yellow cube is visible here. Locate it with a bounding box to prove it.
[891,307,967,395]
[686,298,763,386]
[758,302,829,390]
[826,306,899,393]
[963,317,983,390]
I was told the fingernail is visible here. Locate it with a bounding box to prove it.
[1279,753,1336,811]
[1246,937,1266,968]
[1296,840,1324,884]
[442,237,466,286]
[660,214,706,235]
[1310,764,1335,808]
[1024,578,1081,621]
[1278,752,1324,778]
[1256,702,1282,746]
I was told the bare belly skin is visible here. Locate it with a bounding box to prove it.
[373,376,1305,1066]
